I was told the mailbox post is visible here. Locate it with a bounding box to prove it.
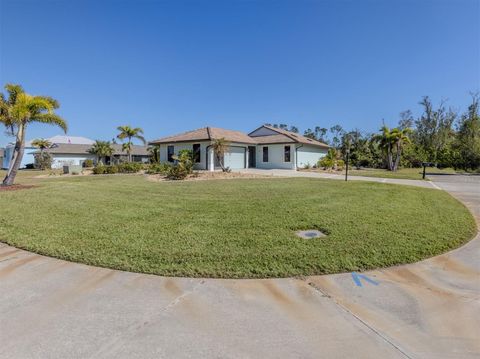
[345,149,350,181]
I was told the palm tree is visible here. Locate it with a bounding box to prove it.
[373,125,395,171]
[89,140,114,165]
[212,138,230,172]
[0,84,67,186]
[147,144,160,163]
[116,125,146,162]
[391,127,412,171]
[31,138,52,154]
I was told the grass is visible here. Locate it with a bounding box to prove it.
[0,174,476,278]
[319,167,457,180]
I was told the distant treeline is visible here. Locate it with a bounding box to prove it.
[267,94,480,171]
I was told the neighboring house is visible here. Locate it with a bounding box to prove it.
[41,143,150,168]
[2,135,95,170]
[2,141,36,169]
[3,135,150,169]
[149,125,329,171]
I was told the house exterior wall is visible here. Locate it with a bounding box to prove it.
[159,141,210,170]
[50,154,96,169]
[255,144,295,170]
[158,141,250,170]
[2,146,36,169]
[296,145,328,168]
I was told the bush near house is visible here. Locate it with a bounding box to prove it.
[146,162,172,175]
[83,159,94,168]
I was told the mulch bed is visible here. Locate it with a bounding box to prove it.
[0,184,36,192]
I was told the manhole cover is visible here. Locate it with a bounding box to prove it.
[295,230,327,239]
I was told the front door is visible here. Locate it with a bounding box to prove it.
[248,146,256,168]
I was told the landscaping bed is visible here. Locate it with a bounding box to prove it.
[0,175,475,278]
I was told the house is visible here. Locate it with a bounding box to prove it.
[149,125,329,171]
[2,141,37,169]
[41,143,150,168]
[2,135,96,170]
[2,135,150,169]
[0,148,4,167]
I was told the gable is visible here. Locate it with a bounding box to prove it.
[249,126,279,137]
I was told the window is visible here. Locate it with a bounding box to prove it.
[284,145,291,162]
[167,145,174,162]
[193,144,201,163]
[263,146,269,162]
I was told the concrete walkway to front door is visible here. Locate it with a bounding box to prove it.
[0,175,478,358]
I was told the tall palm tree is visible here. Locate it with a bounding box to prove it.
[212,138,230,172]
[0,84,67,186]
[89,140,114,165]
[31,138,53,170]
[116,125,146,162]
[373,125,395,171]
[391,127,412,171]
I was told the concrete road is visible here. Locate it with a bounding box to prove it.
[0,175,478,358]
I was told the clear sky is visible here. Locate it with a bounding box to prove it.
[1,0,479,146]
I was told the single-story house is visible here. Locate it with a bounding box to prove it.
[2,142,36,169]
[40,143,150,168]
[149,125,329,171]
[2,135,150,169]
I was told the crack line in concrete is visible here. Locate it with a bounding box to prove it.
[302,278,414,359]
[93,279,205,359]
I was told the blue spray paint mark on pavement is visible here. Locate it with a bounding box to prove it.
[351,272,379,287]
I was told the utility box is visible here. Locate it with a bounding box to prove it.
[63,165,82,174]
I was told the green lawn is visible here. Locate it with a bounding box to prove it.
[344,167,456,180]
[0,174,475,278]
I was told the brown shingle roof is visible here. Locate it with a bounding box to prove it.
[149,127,256,144]
[41,143,149,156]
[253,134,296,144]
[250,125,329,148]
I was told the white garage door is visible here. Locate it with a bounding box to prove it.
[223,147,246,169]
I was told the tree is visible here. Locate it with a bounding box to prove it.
[0,84,67,186]
[148,144,160,163]
[390,127,412,171]
[212,138,230,172]
[373,125,395,171]
[329,125,345,150]
[289,125,299,133]
[116,125,146,162]
[32,138,53,170]
[89,140,114,165]
[303,128,316,139]
[415,97,456,164]
[453,93,480,170]
[314,127,328,143]
[31,138,52,155]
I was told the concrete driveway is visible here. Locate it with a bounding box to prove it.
[0,174,478,358]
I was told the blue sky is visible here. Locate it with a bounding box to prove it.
[1,0,479,146]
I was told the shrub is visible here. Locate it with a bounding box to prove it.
[318,157,334,169]
[166,164,189,180]
[336,159,345,171]
[34,153,52,170]
[146,163,172,175]
[83,159,94,168]
[105,165,119,174]
[117,162,143,173]
[92,165,106,175]
[303,163,311,169]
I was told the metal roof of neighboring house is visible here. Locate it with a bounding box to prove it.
[149,127,257,145]
[20,135,95,148]
[41,143,149,156]
[48,135,95,145]
[249,125,330,148]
